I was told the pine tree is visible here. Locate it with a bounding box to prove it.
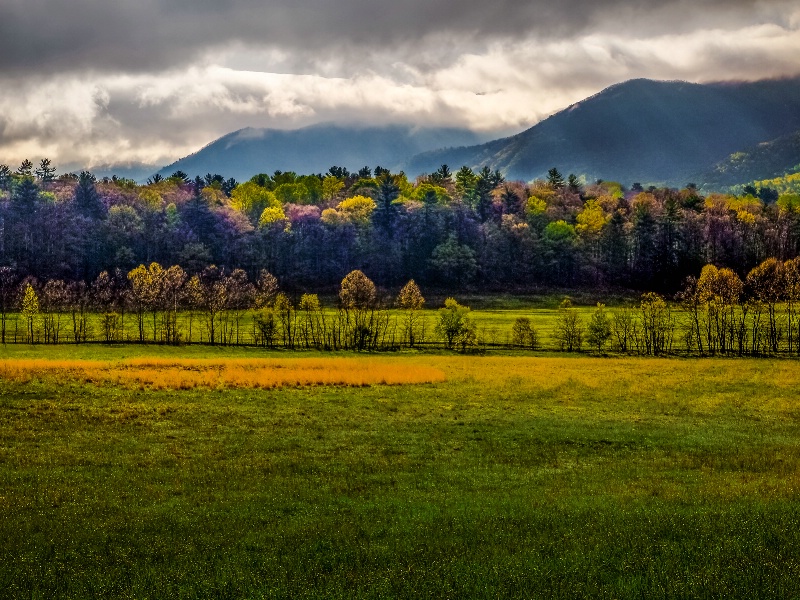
[74,171,105,219]
[547,167,565,189]
[35,158,56,185]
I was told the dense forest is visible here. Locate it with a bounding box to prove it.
[0,158,798,294]
[2,158,800,354]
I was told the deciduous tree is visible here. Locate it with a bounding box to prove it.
[511,316,539,349]
[587,303,612,353]
[127,262,164,342]
[553,298,583,352]
[638,292,674,355]
[0,267,18,344]
[20,282,39,343]
[435,297,475,349]
[397,279,425,346]
[340,270,378,350]
[746,258,785,353]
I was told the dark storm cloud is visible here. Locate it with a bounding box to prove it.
[0,0,787,75]
[1,0,797,168]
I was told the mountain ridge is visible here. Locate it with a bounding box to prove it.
[157,123,490,181]
[406,77,800,185]
[155,77,800,186]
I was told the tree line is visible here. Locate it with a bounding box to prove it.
[3,257,800,357]
[1,159,800,294]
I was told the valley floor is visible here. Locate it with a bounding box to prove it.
[1,346,799,598]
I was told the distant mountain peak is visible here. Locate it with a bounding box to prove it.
[159,76,800,186]
[158,124,489,181]
[406,76,800,185]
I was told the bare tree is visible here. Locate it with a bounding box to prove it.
[40,279,69,344]
[638,293,674,355]
[0,267,18,344]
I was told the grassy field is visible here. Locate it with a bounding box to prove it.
[2,345,800,598]
[0,304,610,348]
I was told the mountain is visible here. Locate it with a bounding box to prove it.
[89,162,162,182]
[405,77,800,186]
[158,124,488,181]
[59,161,161,182]
[696,129,800,190]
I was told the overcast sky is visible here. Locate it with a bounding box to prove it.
[1,0,799,171]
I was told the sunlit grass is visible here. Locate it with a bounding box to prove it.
[2,347,800,598]
[0,357,446,389]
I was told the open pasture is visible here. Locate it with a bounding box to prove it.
[1,346,800,598]
[0,304,585,347]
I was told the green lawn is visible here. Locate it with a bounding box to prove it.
[1,346,799,598]
[0,303,613,348]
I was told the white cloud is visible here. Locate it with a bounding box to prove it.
[0,16,798,170]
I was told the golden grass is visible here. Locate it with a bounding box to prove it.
[0,357,446,390]
[418,355,800,416]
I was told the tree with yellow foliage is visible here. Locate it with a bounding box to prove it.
[435,298,476,351]
[587,303,612,353]
[127,262,164,342]
[746,258,785,353]
[397,279,425,346]
[20,282,39,344]
[338,195,376,225]
[230,181,280,224]
[258,206,286,228]
[321,175,345,202]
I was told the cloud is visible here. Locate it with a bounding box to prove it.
[0,1,798,170]
[0,0,794,75]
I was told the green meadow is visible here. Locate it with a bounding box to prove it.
[0,303,615,350]
[2,344,800,598]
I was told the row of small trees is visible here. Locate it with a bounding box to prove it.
[544,296,677,356]
[1,264,434,350]
[2,258,800,355]
[539,256,800,356]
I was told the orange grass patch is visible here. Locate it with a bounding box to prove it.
[0,358,446,390]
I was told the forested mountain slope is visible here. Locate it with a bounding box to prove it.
[697,129,800,190]
[406,78,800,185]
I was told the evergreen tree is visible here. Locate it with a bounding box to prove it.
[0,164,11,191]
[35,159,56,185]
[601,209,629,284]
[11,176,39,214]
[547,167,565,189]
[374,171,400,234]
[73,171,105,219]
[474,167,495,221]
[16,159,33,177]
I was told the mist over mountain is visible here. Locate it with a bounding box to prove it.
[157,124,489,181]
[406,77,800,186]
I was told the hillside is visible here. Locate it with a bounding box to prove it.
[697,129,800,190]
[406,77,800,185]
[158,124,487,181]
